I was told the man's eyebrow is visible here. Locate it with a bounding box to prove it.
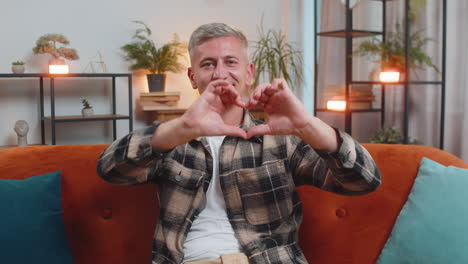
[199,57,216,63]
[200,55,239,61]
[225,55,239,60]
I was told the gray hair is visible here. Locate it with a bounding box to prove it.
[188,22,248,58]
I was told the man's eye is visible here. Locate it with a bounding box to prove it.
[227,60,238,65]
[202,62,215,68]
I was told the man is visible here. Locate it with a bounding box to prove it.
[97,22,381,264]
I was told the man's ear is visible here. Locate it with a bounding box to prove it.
[187,67,197,89]
[246,63,255,87]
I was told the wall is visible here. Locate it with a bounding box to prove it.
[0,0,301,145]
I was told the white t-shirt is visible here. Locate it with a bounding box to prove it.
[182,136,242,262]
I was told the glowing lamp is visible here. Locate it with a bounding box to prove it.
[379,70,400,83]
[327,100,346,111]
[49,64,69,74]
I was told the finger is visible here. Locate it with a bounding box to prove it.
[271,78,289,92]
[246,124,272,139]
[223,84,247,108]
[247,83,270,107]
[259,92,270,103]
[219,125,247,139]
[245,99,258,109]
[207,80,230,92]
[216,86,233,104]
[264,85,280,96]
[252,83,270,101]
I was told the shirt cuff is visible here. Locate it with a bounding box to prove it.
[315,127,357,169]
[127,123,162,166]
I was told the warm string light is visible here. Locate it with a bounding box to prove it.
[379,70,400,83]
[49,64,69,74]
[327,100,347,111]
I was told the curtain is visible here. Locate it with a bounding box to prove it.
[388,1,468,161]
[445,1,468,161]
[316,0,468,161]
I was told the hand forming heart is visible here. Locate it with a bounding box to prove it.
[181,78,311,140]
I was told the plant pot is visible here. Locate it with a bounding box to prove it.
[147,74,166,92]
[81,107,94,117]
[11,65,25,74]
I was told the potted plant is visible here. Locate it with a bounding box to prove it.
[121,21,187,92]
[370,127,419,144]
[251,25,303,92]
[81,98,94,117]
[354,25,439,80]
[11,61,25,74]
[32,34,79,71]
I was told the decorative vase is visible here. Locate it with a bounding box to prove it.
[81,107,94,117]
[147,74,166,92]
[11,65,25,74]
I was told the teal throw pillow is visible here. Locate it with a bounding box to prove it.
[0,171,73,263]
[378,158,468,264]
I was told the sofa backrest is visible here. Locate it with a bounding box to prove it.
[0,145,158,264]
[0,144,466,264]
[298,143,468,264]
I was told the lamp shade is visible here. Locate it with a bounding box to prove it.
[380,70,400,83]
[48,58,69,74]
[49,64,69,74]
[327,100,346,111]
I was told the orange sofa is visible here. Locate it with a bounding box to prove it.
[0,144,466,264]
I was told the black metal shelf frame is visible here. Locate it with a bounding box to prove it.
[313,0,387,137]
[0,73,133,145]
[313,0,447,149]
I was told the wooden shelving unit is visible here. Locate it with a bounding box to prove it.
[0,73,133,145]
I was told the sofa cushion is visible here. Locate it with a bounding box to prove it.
[377,157,468,263]
[0,171,73,263]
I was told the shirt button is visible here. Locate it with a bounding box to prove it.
[175,175,182,182]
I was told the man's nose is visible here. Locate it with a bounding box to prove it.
[212,64,228,80]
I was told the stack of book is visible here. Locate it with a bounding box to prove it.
[140,91,180,111]
[324,84,375,110]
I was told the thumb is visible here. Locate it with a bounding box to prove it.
[246,124,271,139]
[220,125,247,139]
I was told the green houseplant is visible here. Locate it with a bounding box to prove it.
[121,21,187,92]
[251,25,303,92]
[32,34,79,69]
[354,25,439,80]
[11,61,25,74]
[370,127,419,144]
[81,98,94,117]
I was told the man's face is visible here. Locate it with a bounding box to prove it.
[188,36,254,99]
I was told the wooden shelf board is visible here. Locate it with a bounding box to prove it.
[317,30,382,38]
[43,114,130,122]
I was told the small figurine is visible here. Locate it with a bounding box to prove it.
[14,120,29,146]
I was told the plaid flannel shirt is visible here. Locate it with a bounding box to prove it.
[97,111,381,264]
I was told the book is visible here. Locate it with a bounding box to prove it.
[140,91,181,97]
[140,95,180,102]
[141,105,180,111]
[323,84,374,98]
[349,101,372,110]
[330,95,376,102]
[140,91,181,108]
[140,100,179,107]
